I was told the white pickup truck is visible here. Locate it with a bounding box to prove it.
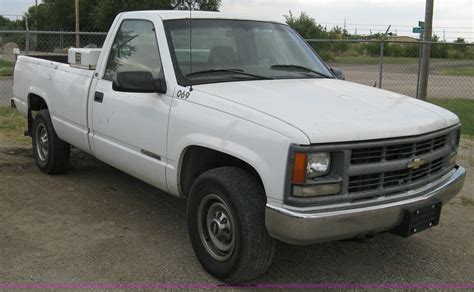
[12,11,466,282]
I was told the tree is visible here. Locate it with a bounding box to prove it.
[91,0,170,31]
[284,11,327,40]
[430,34,448,58]
[0,16,24,30]
[284,11,348,61]
[25,0,99,31]
[453,37,467,53]
[23,0,222,32]
[199,0,221,11]
[0,16,12,29]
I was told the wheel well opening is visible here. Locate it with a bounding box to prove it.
[27,94,48,136]
[180,146,263,197]
[29,94,48,112]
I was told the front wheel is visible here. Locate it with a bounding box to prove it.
[187,167,276,283]
[32,110,70,174]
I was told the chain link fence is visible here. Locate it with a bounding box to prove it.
[0,30,107,106]
[1,31,473,107]
[309,39,474,99]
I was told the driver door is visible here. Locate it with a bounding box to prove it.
[91,19,172,191]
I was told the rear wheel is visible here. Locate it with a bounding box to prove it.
[32,110,70,174]
[187,167,275,283]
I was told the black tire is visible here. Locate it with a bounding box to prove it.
[187,167,276,283]
[32,110,70,174]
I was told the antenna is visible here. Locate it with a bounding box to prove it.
[173,0,196,91]
[174,0,202,91]
[189,0,194,92]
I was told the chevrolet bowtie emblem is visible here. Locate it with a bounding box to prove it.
[407,158,427,170]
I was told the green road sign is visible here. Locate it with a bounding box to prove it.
[413,27,424,34]
[419,21,425,29]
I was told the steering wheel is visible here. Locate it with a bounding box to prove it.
[258,56,277,66]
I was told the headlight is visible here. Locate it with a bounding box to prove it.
[307,153,331,179]
[290,151,339,198]
[292,152,331,184]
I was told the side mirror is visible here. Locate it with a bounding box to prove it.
[113,71,167,94]
[331,67,346,80]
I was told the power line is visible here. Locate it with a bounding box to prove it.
[339,28,473,34]
[318,22,473,29]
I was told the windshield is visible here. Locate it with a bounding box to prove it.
[164,19,333,86]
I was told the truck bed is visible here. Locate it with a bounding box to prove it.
[26,54,68,64]
[13,55,95,154]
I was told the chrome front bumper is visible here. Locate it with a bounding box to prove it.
[266,166,466,245]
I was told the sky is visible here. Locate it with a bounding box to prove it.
[1,0,473,41]
[220,0,474,41]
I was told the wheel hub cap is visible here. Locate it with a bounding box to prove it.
[198,195,236,261]
[36,124,49,162]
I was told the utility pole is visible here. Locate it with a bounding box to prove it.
[75,0,80,48]
[34,0,38,52]
[35,0,38,30]
[343,18,346,39]
[418,0,434,100]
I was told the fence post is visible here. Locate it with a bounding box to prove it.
[60,29,64,50]
[75,0,80,48]
[24,16,30,55]
[378,40,384,89]
[415,44,423,99]
[25,31,30,55]
[418,0,434,100]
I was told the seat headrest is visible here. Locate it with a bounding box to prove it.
[208,46,238,66]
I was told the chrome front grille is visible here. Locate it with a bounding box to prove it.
[349,157,445,194]
[347,130,456,197]
[351,135,447,165]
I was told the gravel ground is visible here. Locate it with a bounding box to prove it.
[0,138,473,285]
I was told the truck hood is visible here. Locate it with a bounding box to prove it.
[196,79,460,144]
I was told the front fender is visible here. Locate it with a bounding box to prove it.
[166,97,308,204]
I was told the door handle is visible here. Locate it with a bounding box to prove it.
[94,91,104,103]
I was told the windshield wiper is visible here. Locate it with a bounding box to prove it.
[270,65,332,79]
[186,69,272,80]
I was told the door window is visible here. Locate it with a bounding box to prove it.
[104,20,163,81]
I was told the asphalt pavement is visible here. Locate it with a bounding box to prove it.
[327,62,474,99]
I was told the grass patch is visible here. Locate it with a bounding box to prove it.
[331,56,454,65]
[461,197,474,207]
[429,98,474,138]
[0,60,14,76]
[0,107,30,145]
[332,56,420,64]
[439,67,474,77]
